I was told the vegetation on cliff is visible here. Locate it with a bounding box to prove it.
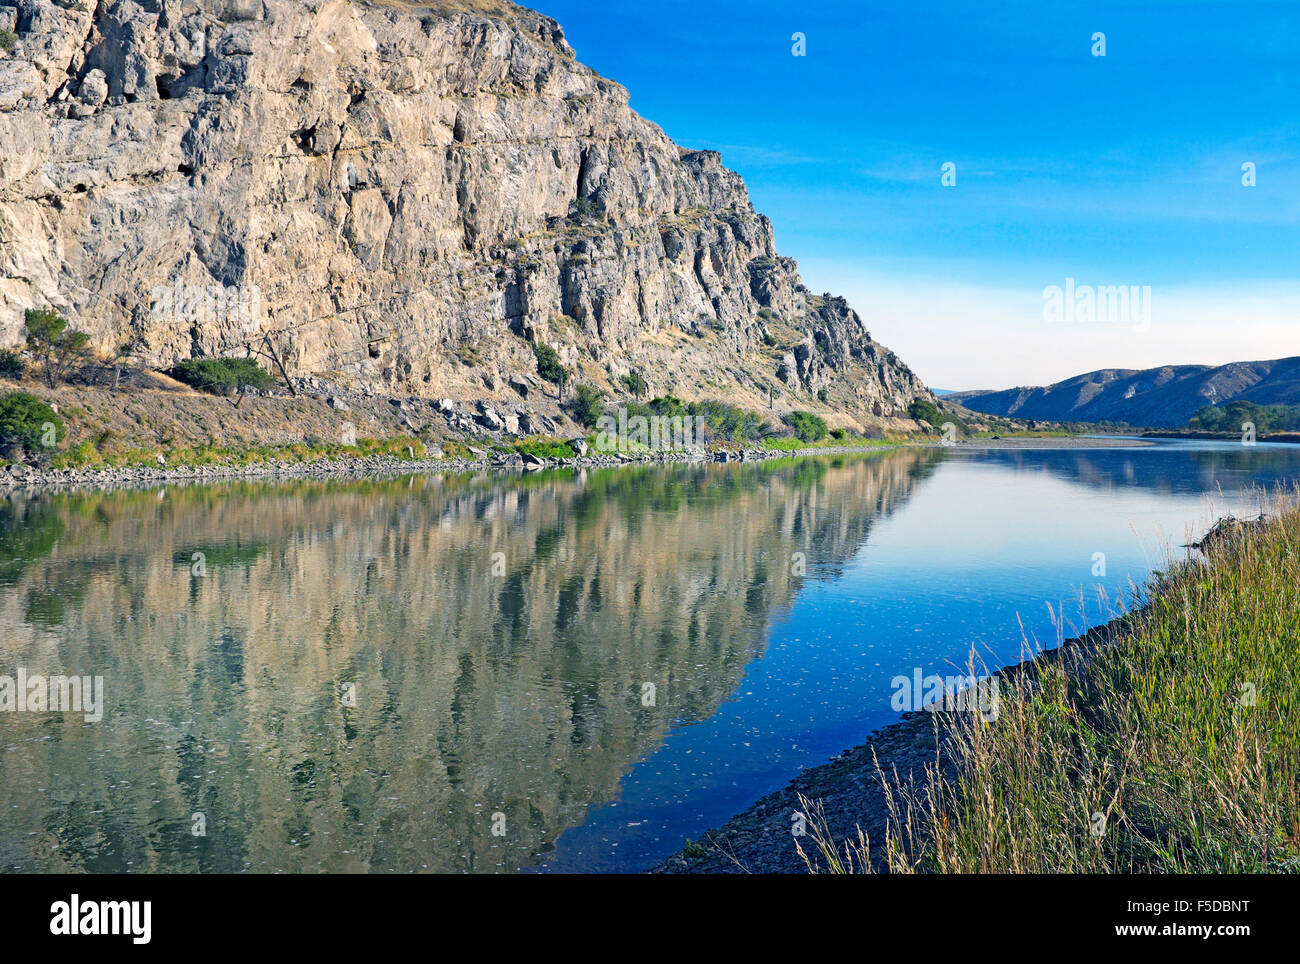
[0,350,23,379]
[783,410,829,443]
[171,358,277,405]
[23,310,91,389]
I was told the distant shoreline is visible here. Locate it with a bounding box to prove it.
[1141,430,1300,444]
[955,435,1156,449]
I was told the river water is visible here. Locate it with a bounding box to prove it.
[1,439,1296,872]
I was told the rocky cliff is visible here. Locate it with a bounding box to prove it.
[0,0,929,424]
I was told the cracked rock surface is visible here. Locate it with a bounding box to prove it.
[0,0,929,422]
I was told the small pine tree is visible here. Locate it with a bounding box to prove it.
[24,309,91,387]
[568,384,604,428]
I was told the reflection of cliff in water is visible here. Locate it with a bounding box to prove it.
[960,445,1300,496]
[0,450,939,873]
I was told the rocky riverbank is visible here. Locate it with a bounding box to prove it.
[0,439,906,490]
[0,430,1158,491]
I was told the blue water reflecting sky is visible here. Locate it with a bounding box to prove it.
[538,441,1296,871]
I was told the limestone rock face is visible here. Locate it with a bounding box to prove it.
[0,0,930,419]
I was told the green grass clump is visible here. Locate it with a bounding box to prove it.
[54,439,100,468]
[513,436,575,460]
[682,839,709,861]
[439,439,475,460]
[760,433,888,453]
[49,434,426,470]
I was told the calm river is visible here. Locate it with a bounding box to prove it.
[1,439,1296,872]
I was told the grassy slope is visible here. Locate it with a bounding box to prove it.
[0,374,938,470]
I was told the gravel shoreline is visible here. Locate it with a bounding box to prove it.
[0,443,903,490]
[0,435,1156,491]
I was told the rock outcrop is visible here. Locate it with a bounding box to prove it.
[0,0,930,422]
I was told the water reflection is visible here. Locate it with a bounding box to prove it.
[0,451,938,872]
[966,439,1300,494]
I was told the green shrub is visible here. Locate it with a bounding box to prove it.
[783,410,828,443]
[171,357,276,402]
[689,399,770,443]
[568,383,604,428]
[534,343,565,384]
[440,439,473,460]
[0,392,63,458]
[619,372,648,397]
[908,398,944,428]
[49,439,101,469]
[830,427,846,440]
[633,395,688,418]
[0,349,24,379]
[0,28,16,54]
[620,395,774,445]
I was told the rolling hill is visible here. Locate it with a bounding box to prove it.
[949,357,1300,428]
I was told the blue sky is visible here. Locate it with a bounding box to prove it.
[534,0,1299,388]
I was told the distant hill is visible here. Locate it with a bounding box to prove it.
[950,357,1300,428]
